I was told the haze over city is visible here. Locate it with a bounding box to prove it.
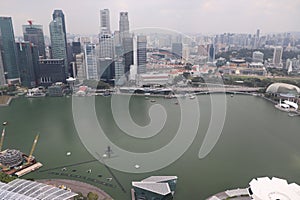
[1,0,299,36]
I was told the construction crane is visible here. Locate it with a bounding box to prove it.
[0,127,6,152]
[27,134,39,164]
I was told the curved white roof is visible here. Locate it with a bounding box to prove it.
[266,83,300,94]
[249,177,300,200]
[283,100,298,109]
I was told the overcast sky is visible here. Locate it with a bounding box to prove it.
[1,0,299,36]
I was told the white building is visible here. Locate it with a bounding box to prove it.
[272,46,283,67]
[84,43,98,80]
[249,177,300,200]
[75,53,86,82]
[252,51,264,63]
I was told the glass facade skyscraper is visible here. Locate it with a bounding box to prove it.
[49,16,68,75]
[16,42,37,87]
[0,16,20,83]
[137,35,147,74]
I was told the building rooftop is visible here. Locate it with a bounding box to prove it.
[132,182,171,196]
[266,82,300,94]
[0,179,78,200]
[141,176,178,183]
[249,177,300,200]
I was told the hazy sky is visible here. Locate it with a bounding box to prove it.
[1,0,299,36]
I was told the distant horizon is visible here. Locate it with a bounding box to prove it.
[1,0,299,37]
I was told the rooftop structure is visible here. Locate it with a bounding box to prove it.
[132,176,177,200]
[248,177,300,200]
[0,179,77,200]
[266,83,300,95]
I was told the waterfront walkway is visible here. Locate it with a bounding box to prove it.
[206,188,250,200]
[38,179,113,200]
[0,95,13,106]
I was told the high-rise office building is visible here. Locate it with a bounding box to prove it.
[272,46,283,67]
[75,53,86,81]
[252,51,264,63]
[99,9,114,80]
[137,35,147,74]
[171,43,183,59]
[119,12,130,42]
[37,59,66,86]
[0,17,20,83]
[49,16,68,74]
[0,53,5,85]
[123,37,134,74]
[52,10,67,44]
[100,9,111,34]
[22,21,46,58]
[84,43,98,80]
[15,42,37,87]
[208,44,215,63]
[115,59,125,85]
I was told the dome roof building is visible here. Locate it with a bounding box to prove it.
[266,83,300,95]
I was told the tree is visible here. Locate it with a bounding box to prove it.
[87,192,98,200]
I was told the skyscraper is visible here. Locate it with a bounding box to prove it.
[99,9,114,80]
[84,43,98,80]
[99,34,114,80]
[0,52,5,85]
[273,46,283,67]
[171,43,183,59]
[15,42,37,87]
[208,44,215,63]
[52,10,67,44]
[23,21,46,58]
[0,17,20,83]
[137,35,147,74]
[49,16,68,75]
[119,12,130,42]
[123,37,134,74]
[100,9,111,34]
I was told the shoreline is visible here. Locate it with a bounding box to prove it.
[37,179,113,200]
[0,96,14,107]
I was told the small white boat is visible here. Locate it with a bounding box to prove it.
[150,99,156,103]
[87,169,92,173]
[66,152,71,156]
[106,178,113,181]
[189,95,196,99]
[62,167,67,171]
[134,164,140,169]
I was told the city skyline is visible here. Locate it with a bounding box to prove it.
[1,0,299,36]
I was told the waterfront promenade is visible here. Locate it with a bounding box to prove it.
[206,188,250,200]
[38,179,113,199]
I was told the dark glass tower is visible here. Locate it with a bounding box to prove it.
[22,21,46,58]
[0,16,20,83]
[122,37,133,74]
[15,42,37,87]
[137,36,147,74]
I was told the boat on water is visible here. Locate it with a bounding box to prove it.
[25,88,46,98]
[189,95,196,99]
[150,99,156,102]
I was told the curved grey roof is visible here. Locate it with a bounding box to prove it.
[266,83,300,94]
[0,179,78,200]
